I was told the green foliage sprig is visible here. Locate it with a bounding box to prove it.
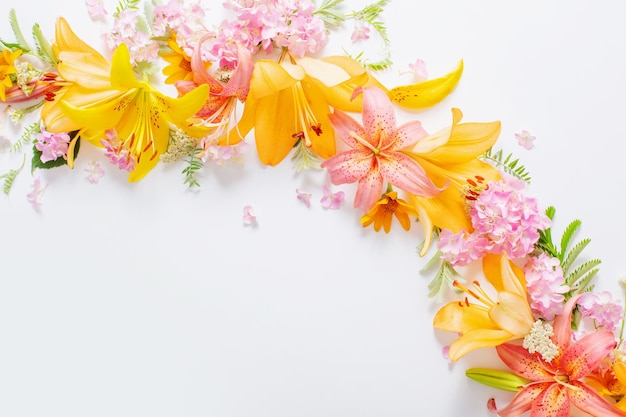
[9,121,39,153]
[348,0,390,46]
[114,0,141,17]
[535,206,600,298]
[181,146,204,188]
[481,148,532,183]
[314,0,346,27]
[0,154,25,195]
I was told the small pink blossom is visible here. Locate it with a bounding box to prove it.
[523,253,569,320]
[243,205,257,225]
[399,58,428,83]
[85,0,107,20]
[320,185,344,210]
[578,291,623,331]
[34,129,71,163]
[26,178,47,211]
[84,161,105,184]
[296,188,312,208]
[437,229,489,267]
[515,129,535,150]
[351,23,370,42]
[101,130,136,172]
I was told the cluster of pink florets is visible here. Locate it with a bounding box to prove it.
[438,175,551,266]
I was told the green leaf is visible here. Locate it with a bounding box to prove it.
[314,0,346,27]
[8,8,31,52]
[181,146,204,188]
[427,259,460,300]
[559,219,581,264]
[561,238,590,274]
[32,23,56,64]
[481,147,532,183]
[31,132,80,171]
[9,121,40,153]
[0,154,26,195]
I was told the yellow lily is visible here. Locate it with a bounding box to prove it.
[59,44,208,181]
[403,108,501,255]
[224,51,370,165]
[433,253,535,362]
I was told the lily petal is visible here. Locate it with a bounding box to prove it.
[328,109,368,149]
[447,328,515,362]
[563,329,617,380]
[489,292,534,338]
[553,294,581,349]
[354,166,384,211]
[569,380,626,417]
[321,149,373,184]
[361,87,396,148]
[250,60,301,98]
[394,120,429,150]
[488,382,552,417]
[378,152,444,197]
[532,383,570,417]
[495,343,554,382]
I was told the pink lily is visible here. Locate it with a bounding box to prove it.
[320,87,445,211]
[175,36,253,136]
[488,294,626,417]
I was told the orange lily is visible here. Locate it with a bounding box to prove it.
[433,253,535,362]
[403,108,501,255]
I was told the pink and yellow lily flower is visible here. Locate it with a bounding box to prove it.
[403,108,501,254]
[320,86,444,211]
[433,253,535,362]
[488,294,626,417]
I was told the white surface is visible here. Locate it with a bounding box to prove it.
[1,1,625,416]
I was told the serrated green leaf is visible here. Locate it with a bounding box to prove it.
[561,238,589,273]
[32,23,56,63]
[568,268,599,296]
[559,219,581,263]
[565,259,601,288]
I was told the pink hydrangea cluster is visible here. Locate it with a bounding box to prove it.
[34,129,71,163]
[100,130,136,172]
[577,291,623,331]
[438,175,551,266]
[523,253,569,320]
[213,0,328,67]
[470,175,551,258]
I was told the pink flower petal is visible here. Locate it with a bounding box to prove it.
[377,152,443,197]
[354,167,384,211]
[531,383,570,417]
[321,149,374,185]
[393,120,428,150]
[569,380,626,417]
[328,109,368,149]
[361,87,397,149]
[562,329,617,380]
[487,383,551,417]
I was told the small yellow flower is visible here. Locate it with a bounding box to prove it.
[0,49,23,101]
[160,32,194,84]
[360,190,418,233]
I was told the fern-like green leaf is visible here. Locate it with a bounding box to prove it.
[566,259,601,287]
[32,23,56,64]
[314,0,346,27]
[8,9,31,52]
[181,147,204,188]
[568,268,599,297]
[0,154,26,195]
[561,238,590,275]
[481,148,532,183]
[427,260,460,301]
[348,0,390,45]
[559,219,581,264]
[9,121,40,153]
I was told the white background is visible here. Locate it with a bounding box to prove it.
[1,1,625,416]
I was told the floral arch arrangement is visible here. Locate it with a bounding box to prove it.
[1,1,625,416]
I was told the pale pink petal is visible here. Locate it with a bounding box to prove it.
[562,329,617,380]
[532,383,570,417]
[377,152,443,197]
[361,87,397,149]
[321,149,374,184]
[553,294,581,349]
[222,43,253,101]
[354,166,384,211]
[190,35,215,86]
[243,205,257,225]
[328,110,368,149]
[487,383,551,417]
[495,344,554,382]
[569,381,626,417]
[393,120,429,150]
